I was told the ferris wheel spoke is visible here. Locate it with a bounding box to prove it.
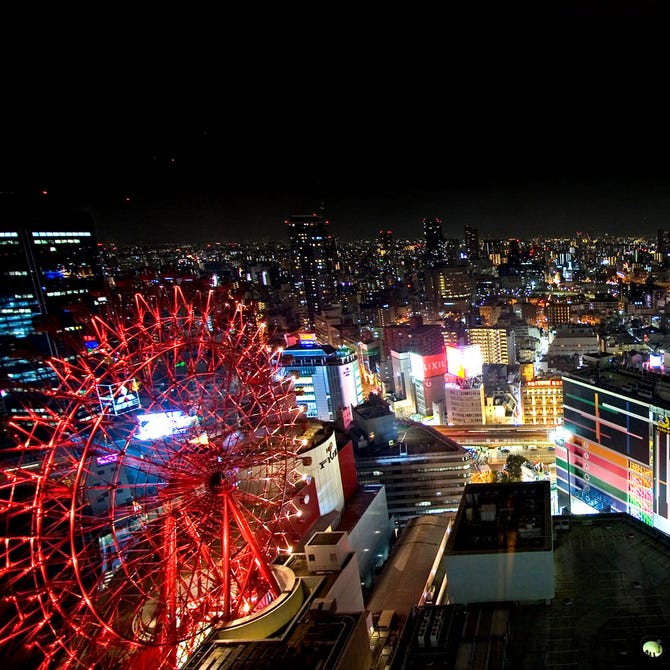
[1,288,305,668]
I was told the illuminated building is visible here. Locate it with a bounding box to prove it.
[409,350,447,417]
[356,336,381,388]
[444,344,485,425]
[482,238,507,266]
[444,383,485,425]
[422,217,446,266]
[477,300,507,327]
[425,262,473,317]
[521,378,563,425]
[286,212,339,329]
[0,194,105,385]
[467,326,514,365]
[559,358,670,536]
[278,333,364,422]
[546,300,571,327]
[658,227,670,263]
[384,318,446,416]
[464,224,479,260]
[383,318,445,358]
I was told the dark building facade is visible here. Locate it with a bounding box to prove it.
[0,195,105,385]
[422,217,446,266]
[464,224,479,260]
[286,212,339,329]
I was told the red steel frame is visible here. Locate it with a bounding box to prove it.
[0,287,305,669]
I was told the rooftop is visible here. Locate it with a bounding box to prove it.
[307,531,347,547]
[564,359,670,407]
[448,481,552,553]
[394,513,670,669]
[355,422,466,460]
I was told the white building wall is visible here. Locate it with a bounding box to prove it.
[322,552,366,613]
[446,549,554,603]
[445,385,484,425]
[336,359,364,411]
[299,431,345,515]
[391,350,412,400]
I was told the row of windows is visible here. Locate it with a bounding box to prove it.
[357,466,469,478]
[384,484,467,498]
[45,289,89,297]
[380,475,469,486]
[32,231,92,237]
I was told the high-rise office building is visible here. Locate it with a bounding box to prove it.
[0,194,105,385]
[422,217,445,266]
[425,263,473,316]
[286,212,339,329]
[464,224,479,260]
[658,228,670,264]
[507,238,522,269]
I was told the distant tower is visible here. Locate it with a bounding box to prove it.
[423,217,445,266]
[286,211,339,329]
[507,238,522,269]
[378,228,393,253]
[464,224,480,260]
[658,229,670,264]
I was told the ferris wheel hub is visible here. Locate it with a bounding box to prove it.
[209,470,237,492]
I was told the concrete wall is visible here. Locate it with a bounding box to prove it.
[445,549,554,603]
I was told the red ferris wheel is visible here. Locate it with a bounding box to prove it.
[0,288,306,669]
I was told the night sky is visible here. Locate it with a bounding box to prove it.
[3,10,669,245]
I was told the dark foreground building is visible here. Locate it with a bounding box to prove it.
[391,512,670,669]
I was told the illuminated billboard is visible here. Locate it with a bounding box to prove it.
[649,352,664,369]
[96,380,141,415]
[446,345,483,379]
[298,332,318,347]
[409,352,447,381]
[136,411,197,441]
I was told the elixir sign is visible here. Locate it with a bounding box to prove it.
[410,352,447,381]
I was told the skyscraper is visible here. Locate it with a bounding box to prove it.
[464,224,479,260]
[286,211,339,329]
[658,228,670,264]
[422,217,445,266]
[0,194,105,385]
